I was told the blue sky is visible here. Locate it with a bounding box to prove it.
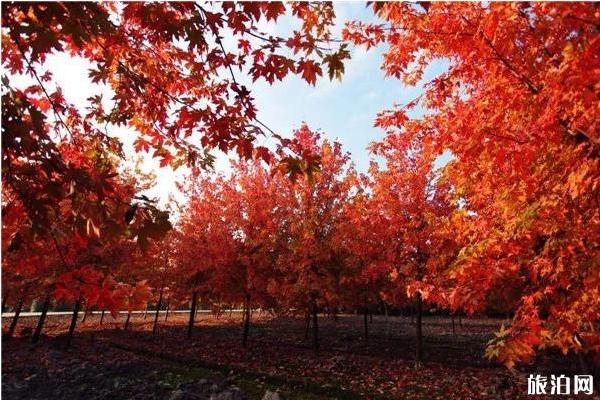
[237,3,449,174]
[248,45,447,173]
[9,3,449,205]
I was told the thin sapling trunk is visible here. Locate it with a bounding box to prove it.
[312,298,319,356]
[66,298,81,347]
[32,297,51,344]
[363,304,369,341]
[2,291,10,312]
[187,291,198,339]
[242,294,251,348]
[5,298,24,340]
[124,309,132,330]
[304,308,311,340]
[415,293,423,368]
[451,314,456,337]
[153,288,163,334]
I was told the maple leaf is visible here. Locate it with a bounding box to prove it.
[297,59,322,86]
[323,44,351,81]
[263,2,285,21]
[133,138,151,153]
[159,152,174,168]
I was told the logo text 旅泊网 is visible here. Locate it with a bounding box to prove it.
[527,374,594,396]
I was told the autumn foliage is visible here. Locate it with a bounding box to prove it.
[344,1,599,368]
[2,1,599,376]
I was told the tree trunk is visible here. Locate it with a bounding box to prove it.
[2,291,10,312]
[384,302,389,338]
[410,303,415,325]
[304,308,311,339]
[124,309,132,330]
[573,333,600,393]
[242,294,250,348]
[415,293,423,367]
[458,312,463,328]
[32,297,51,344]
[153,288,163,335]
[363,304,369,341]
[312,298,319,356]
[187,291,198,339]
[451,314,456,337]
[5,298,23,340]
[164,302,170,321]
[81,303,89,323]
[66,298,81,347]
[143,305,148,320]
[100,310,106,325]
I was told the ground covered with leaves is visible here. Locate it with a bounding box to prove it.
[2,313,584,399]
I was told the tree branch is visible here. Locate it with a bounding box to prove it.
[13,39,75,139]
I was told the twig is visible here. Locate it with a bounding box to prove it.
[13,39,75,139]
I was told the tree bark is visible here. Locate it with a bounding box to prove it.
[312,298,319,356]
[415,293,423,367]
[81,303,89,323]
[143,305,148,320]
[304,308,311,339]
[2,291,10,312]
[66,298,81,347]
[5,298,23,340]
[451,314,456,336]
[573,333,600,393]
[165,301,170,321]
[153,288,163,334]
[32,297,51,344]
[242,294,250,348]
[384,302,390,338]
[458,312,463,328]
[124,309,132,330]
[187,291,198,339]
[100,310,106,325]
[363,304,369,341]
